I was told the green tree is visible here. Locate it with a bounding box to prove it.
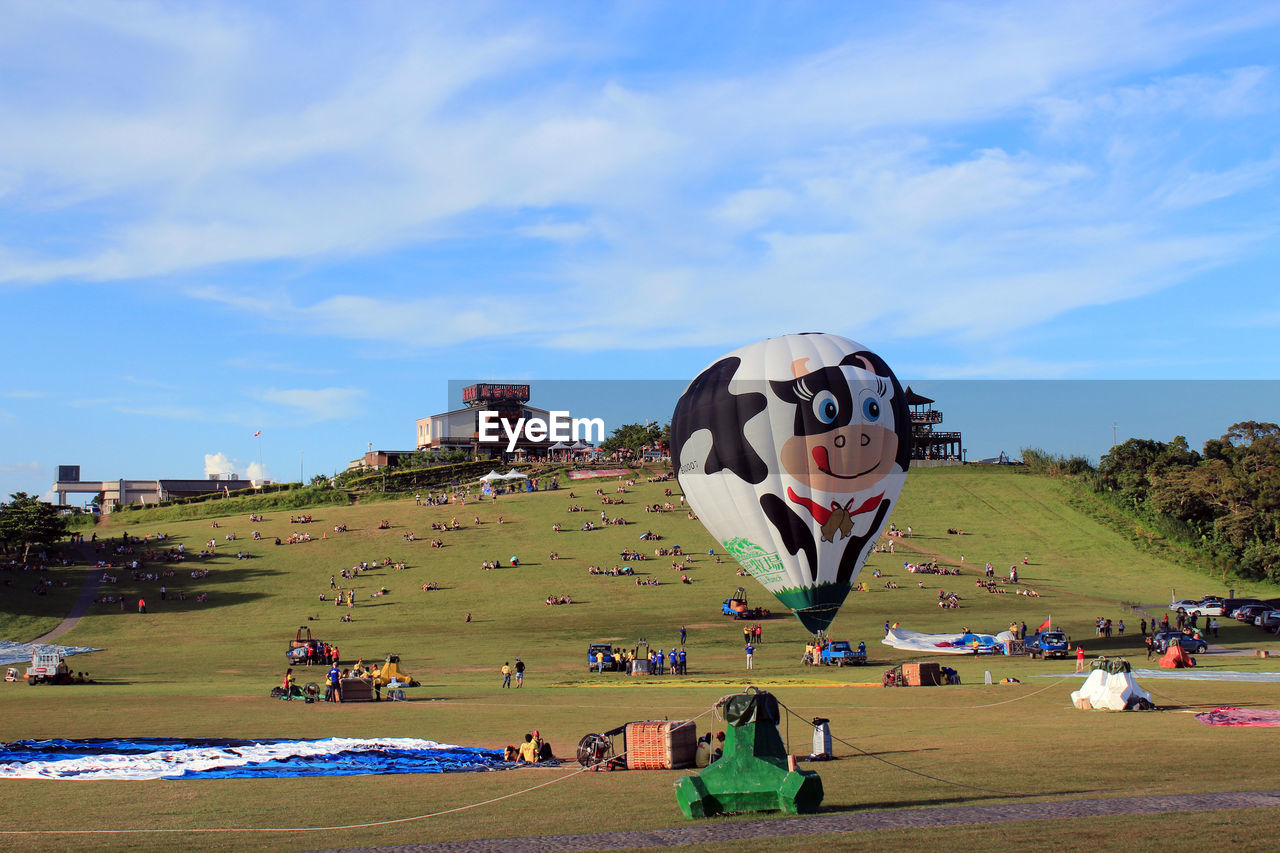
[600,423,666,458]
[0,492,70,563]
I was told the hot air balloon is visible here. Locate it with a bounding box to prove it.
[671,333,911,634]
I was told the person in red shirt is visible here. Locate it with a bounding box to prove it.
[138,598,146,614]
[1075,645,1086,673]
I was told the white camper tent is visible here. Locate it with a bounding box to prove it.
[1071,667,1154,711]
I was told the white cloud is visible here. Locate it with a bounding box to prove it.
[0,1,1278,354]
[252,387,367,422]
[203,452,235,478]
[204,452,269,483]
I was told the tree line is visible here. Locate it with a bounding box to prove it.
[1025,420,1280,583]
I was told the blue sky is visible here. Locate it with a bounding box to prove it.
[2,1,1280,501]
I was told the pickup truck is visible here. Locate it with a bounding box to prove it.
[25,649,72,685]
[820,640,867,667]
[1025,630,1070,659]
[587,643,617,672]
[722,588,770,620]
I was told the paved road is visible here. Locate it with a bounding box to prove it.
[322,789,1280,852]
[32,543,101,644]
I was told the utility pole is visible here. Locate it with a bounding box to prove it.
[1111,422,1118,447]
[300,450,304,485]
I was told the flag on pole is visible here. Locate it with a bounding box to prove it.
[253,430,261,437]
[1038,616,1051,632]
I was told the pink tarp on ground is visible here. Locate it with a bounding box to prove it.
[567,469,632,480]
[1196,706,1280,727]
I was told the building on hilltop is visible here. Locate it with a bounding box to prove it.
[905,388,963,463]
[416,383,558,460]
[347,449,420,471]
[51,465,266,513]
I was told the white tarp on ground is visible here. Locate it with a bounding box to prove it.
[882,627,1012,655]
[0,642,103,668]
[1070,669,1153,710]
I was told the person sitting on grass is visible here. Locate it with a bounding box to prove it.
[517,733,539,763]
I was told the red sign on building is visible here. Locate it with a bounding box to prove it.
[462,384,531,405]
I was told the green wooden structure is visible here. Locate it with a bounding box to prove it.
[675,689,823,818]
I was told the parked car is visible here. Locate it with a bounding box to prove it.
[1153,630,1208,654]
[587,643,617,672]
[1221,599,1268,617]
[819,640,867,667]
[1254,611,1280,631]
[1025,630,1070,659]
[1170,599,1224,617]
[25,649,72,685]
[1234,605,1268,623]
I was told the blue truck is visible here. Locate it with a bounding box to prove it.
[1025,630,1069,659]
[820,640,868,667]
[588,643,618,672]
[722,587,770,620]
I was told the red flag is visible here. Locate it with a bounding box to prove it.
[1038,617,1051,632]
[253,430,261,437]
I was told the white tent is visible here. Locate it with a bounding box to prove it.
[502,470,528,479]
[479,471,505,482]
[549,442,570,452]
[1071,668,1153,711]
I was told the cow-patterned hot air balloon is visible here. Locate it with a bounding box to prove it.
[671,333,912,634]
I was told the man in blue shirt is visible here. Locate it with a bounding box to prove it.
[327,664,342,703]
[669,648,678,675]
[745,642,755,670]
[677,647,687,674]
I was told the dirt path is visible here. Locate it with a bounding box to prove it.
[323,789,1280,851]
[31,544,101,644]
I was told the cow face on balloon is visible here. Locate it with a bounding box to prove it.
[671,335,911,634]
[758,349,910,581]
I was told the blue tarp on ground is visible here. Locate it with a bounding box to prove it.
[0,737,508,780]
[0,642,103,667]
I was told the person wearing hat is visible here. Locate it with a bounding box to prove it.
[514,657,525,687]
[535,730,553,761]
[501,661,511,688]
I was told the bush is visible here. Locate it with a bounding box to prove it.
[1238,543,1280,582]
[1020,447,1095,478]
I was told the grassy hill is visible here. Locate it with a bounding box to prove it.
[1,464,1277,851]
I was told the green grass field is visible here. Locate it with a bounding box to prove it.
[1,464,1278,852]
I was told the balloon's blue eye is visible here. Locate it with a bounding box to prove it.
[813,391,838,424]
[862,397,880,421]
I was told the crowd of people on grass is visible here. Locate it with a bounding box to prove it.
[588,565,634,576]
